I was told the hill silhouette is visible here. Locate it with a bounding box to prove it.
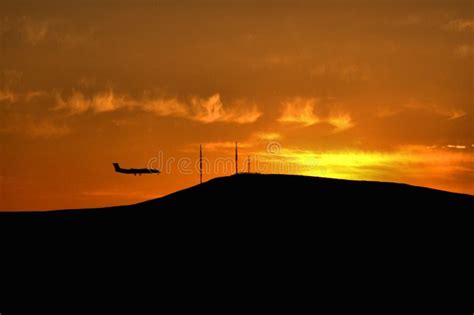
[1,173,472,216]
[0,173,471,231]
[1,174,469,307]
[135,173,473,208]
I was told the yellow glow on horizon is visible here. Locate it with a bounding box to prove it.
[254,146,474,193]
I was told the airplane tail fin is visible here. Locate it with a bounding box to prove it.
[113,163,121,171]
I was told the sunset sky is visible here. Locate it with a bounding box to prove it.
[1,0,473,210]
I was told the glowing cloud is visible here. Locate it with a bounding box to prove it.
[0,89,48,104]
[456,44,474,58]
[27,120,71,138]
[25,91,47,102]
[21,17,50,45]
[278,97,320,126]
[55,90,133,114]
[191,94,226,123]
[327,112,355,132]
[447,145,467,150]
[141,98,188,117]
[278,97,354,131]
[404,100,467,120]
[0,117,70,138]
[444,19,474,32]
[254,132,281,141]
[191,94,262,124]
[54,90,261,124]
[229,107,262,124]
[0,89,17,103]
[203,141,252,152]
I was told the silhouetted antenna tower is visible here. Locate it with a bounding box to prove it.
[247,156,250,173]
[199,144,203,184]
[235,141,238,174]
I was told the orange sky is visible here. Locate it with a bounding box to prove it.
[0,0,473,210]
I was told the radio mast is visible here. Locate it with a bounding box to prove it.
[235,142,238,174]
[200,144,203,184]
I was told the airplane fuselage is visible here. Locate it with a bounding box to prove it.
[113,163,160,176]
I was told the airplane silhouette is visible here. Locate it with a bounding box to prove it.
[113,163,160,176]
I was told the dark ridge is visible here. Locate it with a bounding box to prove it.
[1,173,472,215]
[0,173,471,232]
[1,174,469,302]
[135,173,472,209]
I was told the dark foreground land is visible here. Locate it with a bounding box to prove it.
[0,174,470,308]
[0,174,472,234]
[2,173,473,215]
